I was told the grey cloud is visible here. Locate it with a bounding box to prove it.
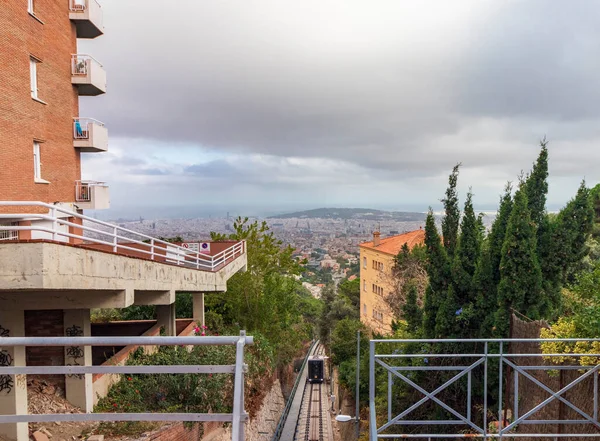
[130,167,170,176]
[79,0,600,212]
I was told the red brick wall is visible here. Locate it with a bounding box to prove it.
[0,0,81,213]
[25,309,65,389]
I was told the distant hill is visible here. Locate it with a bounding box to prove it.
[268,207,426,221]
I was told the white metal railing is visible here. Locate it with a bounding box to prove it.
[0,223,18,241]
[73,117,105,140]
[71,54,103,76]
[370,337,600,439]
[0,332,251,441]
[69,0,101,12]
[75,180,105,202]
[0,201,246,272]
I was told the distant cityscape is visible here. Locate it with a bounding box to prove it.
[109,208,496,299]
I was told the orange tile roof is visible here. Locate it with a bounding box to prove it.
[359,229,425,256]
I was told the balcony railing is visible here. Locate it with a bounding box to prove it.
[75,180,103,202]
[74,117,102,140]
[69,0,103,39]
[0,223,18,241]
[71,54,106,95]
[0,202,246,272]
[73,118,108,152]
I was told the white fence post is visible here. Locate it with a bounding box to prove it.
[231,330,246,441]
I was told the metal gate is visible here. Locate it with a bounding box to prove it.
[369,338,600,439]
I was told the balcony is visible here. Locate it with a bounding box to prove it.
[75,180,110,210]
[73,118,108,152]
[69,0,104,39]
[71,54,106,96]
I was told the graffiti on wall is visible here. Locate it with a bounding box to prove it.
[0,325,13,394]
[65,325,84,379]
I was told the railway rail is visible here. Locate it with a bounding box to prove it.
[294,343,333,441]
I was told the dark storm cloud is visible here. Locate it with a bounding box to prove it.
[79,1,600,213]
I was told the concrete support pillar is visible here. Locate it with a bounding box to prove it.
[192,293,205,327]
[156,304,176,336]
[63,309,93,413]
[0,310,28,441]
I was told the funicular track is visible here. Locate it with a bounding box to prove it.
[294,343,332,441]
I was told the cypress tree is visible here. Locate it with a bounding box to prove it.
[555,182,595,280]
[489,183,513,286]
[422,209,450,338]
[524,140,549,232]
[402,284,422,335]
[495,189,542,336]
[441,164,461,258]
[452,190,480,305]
[435,285,460,338]
[473,243,495,337]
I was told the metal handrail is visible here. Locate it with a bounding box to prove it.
[0,332,251,441]
[0,201,245,272]
[271,340,318,441]
[68,0,101,12]
[71,54,103,75]
[73,117,105,140]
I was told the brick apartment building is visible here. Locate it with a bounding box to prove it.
[359,229,425,334]
[0,0,108,222]
[0,3,246,440]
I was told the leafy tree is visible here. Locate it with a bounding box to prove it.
[338,278,360,311]
[495,189,542,336]
[209,217,301,331]
[386,242,428,319]
[319,284,337,344]
[207,217,311,366]
[441,163,461,258]
[422,209,451,338]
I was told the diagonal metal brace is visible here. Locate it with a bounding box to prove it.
[375,357,485,434]
[502,360,600,433]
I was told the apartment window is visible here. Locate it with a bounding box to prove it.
[28,0,34,14]
[363,280,367,292]
[33,141,41,180]
[363,257,367,268]
[30,57,38,98]
[363,304,367,316]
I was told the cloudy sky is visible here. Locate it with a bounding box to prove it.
[80,0,600,218]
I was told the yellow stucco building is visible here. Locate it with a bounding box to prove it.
[359,229,425,334]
